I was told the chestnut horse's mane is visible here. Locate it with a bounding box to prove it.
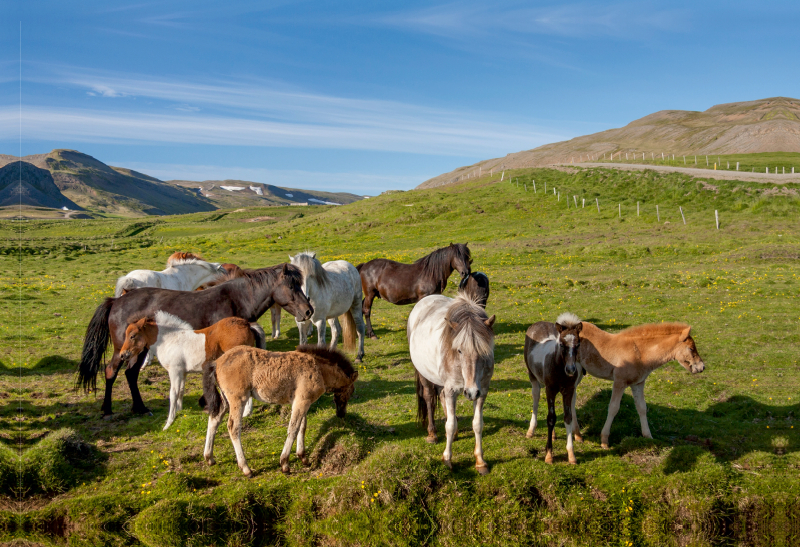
[616,322,689,338]
[166,251,205,267]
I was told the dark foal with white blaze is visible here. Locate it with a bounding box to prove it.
[524,312,583,464]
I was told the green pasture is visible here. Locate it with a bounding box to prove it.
[590,151,800,174]
[1,166,799,546]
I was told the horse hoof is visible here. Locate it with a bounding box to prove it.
[355,357,363,364]
[369,334,378,340]
[425,435,437,444]
[205,457,216,466]
[568,458,577,465]
[443,459,452,470]
[243,469,253,478]
[301,456,310,467]
[281,466,290,475]
[525,431,534,439]
[476,465,490,476]
[575,434,584,443]
[544,452,553,465]
[102,414,113,421]
[601,443,610,450]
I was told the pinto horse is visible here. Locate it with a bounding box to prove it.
[408,292,495,474]
[357,243,471,339]
[524,312,583,464]
[570,321,706,448]
[200,345,358,476]
[114,252,226,297]
[78,264,313,417]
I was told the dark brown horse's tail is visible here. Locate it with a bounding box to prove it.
[355,263,364,272]
[199,360,223,417]
[415,370,433,428]
[77,297,115,393]
[249,323,267,349]
[340,310,357,352]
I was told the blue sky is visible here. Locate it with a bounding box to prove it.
[2,1,799,194]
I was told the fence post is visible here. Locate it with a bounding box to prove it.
[618,203,621,218]
[680,206,686,225]
[596,198,600,213]
[501,171,504,181]
[736,162,739,171]
[573,195,577,207]
[656,205,660,222]
[683,156,686,164]
[715,210,719,230]
[582,198,585,208]
[533,181,536,192]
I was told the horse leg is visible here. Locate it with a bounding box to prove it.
[472,394,489,475]
[204,395,228,465]
[163,366,183,430]
[526,379,541,438]
[562,387,577,464]
[296,415,310,466]
[442,391,458,470]
[631,382,652,439]
[125,351,151,415]
[226,396,252,477]
[270,303,282,339]
[600,380,626,449]
[297,320,308,345]
[362,291,378,339]
[101,352,123,417]
[422,380,438,443]
[352,300,366,363]
[571,372,585,443]
[328,317,340,350]
[544,386,557,464]
[314,318,327,347]
[281,398,313,474]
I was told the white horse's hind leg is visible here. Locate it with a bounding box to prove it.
[442,391,458,469]
[472,395,489,475]
[526,380,541,438]
[164,367,183,430]
[314,319,327,347]
[631,382,652,439]
[328,317,340,349]
[297,320,310,345]
[270,304,282,339]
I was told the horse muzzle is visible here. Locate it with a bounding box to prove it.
[690,361,705,374]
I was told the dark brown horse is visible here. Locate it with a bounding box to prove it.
[458,272,490,308]
[78,264,313,417]
[357,243,471,339]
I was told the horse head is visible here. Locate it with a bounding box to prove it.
[675,326,705,374]
[443,297,495,401]
[274,263,314,321]
[119,317,158,365]
[555,313,583,377]
[333,379,357,418]
[450,242,472,280]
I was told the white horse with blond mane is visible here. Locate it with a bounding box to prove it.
[114,252,226,297]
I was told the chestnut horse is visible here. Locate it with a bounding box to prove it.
[357,243,472,339]
[524,312,583,464]
[200,345,358,476]
[119,313,263,430]
[570,321,706,448]
[78,264,313,417]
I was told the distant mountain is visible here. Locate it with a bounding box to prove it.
[0,150,216,216]
[0,161,81,209]
[166,179,364,208]
[419,96,800,189]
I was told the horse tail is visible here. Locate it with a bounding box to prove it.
[114,276,134,298]
[340,310,357,352]
[355,263,364,272]
[77,298,115,393]
[249,322,267,349]
[415,370,430,428]
[199,360,223,417]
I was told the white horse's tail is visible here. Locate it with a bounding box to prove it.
[114,276,140,297]
[340,310,357,353]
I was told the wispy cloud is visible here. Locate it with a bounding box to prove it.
[13,67,568,156]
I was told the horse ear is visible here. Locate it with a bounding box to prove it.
[484,315,495,328]
[282,263,289,275]
[288,254,293,261]
[574,322,583,334]
[311,251,317,258]
[555,323,565,334]
[680,326,691,341]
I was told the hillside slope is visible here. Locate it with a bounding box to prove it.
[0,161,82,209]
[419,96,800,189]
[166,179,364,208]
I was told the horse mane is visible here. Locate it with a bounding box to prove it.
[167,251,205,267]
[227,264,304,291]
[154,310,193,331]
[441,292,494,362]
[617,322,690,338]
[296,344,356,377]
[414,244,470,286]
[556,312,581,328]
[292,251,329,288]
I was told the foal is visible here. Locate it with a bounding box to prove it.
[524,312,583,464]
[201,345,358,476]
[120,312,263,429]
[571,321,706,449]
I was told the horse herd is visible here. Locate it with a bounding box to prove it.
[78,244,706,477]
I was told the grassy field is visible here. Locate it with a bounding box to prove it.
[587,151,800,174]
[1,165,799,546]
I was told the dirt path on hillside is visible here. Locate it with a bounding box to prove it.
[575,162,800,184]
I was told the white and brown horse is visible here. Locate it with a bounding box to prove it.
[200,345,358,476]
[571,321,706,448]
[119,312,264,429]
[114,252,226,297]
[408,292,495,474]
[524,312,583,464]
